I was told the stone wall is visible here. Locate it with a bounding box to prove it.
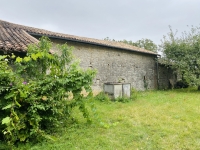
[158,64,176,89]
[49,38,158,91]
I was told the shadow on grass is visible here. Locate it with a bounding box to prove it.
[158,87,199,93]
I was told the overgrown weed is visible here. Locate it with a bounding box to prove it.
[94,88,138,103]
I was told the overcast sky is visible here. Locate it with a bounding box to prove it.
[0,0,200,45]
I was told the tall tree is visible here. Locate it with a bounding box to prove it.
[160,26,200,89]
[133,38,157,52]
[119,39,157,52]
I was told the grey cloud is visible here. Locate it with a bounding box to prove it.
[0,0,200,45]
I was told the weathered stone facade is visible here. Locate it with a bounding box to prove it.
[50,38,158,91]
[0,19,174,92]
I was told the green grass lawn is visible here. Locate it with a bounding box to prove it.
[2,88,200,150]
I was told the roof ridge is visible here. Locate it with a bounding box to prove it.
[0,19,158,55]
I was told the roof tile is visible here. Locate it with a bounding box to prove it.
[0,19,157,55]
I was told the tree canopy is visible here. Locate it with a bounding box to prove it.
[104,37,157,52]
[160,26,200,88]
[121,38,157,52]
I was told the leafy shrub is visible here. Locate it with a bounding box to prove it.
[95,88,137,103]
[94,92,110,102]
[0,37,96,145]
[114,96,130,103]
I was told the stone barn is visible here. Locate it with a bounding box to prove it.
[0,19,172,91]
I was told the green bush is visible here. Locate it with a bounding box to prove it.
[94,92,110,102]
[0,37,96,145]
[95,88,137,103]
[114,96,130,103]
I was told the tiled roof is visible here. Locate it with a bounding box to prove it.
[0,19,158,55]
[0,20,39,53]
